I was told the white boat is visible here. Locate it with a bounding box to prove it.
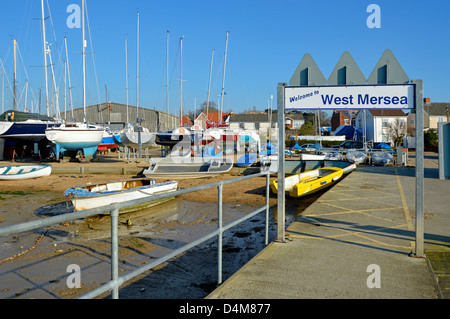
[299,153,326,160]
[119,125,156,149]
[45,1,104,162]
[345,151,367,165]
[45,123,104,161]
[64,178,178,213]
[371,152,394,166]
[0,164,52,180]
[322,151,343,161]
[143,157,233,179]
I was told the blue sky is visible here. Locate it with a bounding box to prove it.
[1,0,450,118]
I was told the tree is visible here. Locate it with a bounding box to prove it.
[200,101,218,114]
[299,121,315,135]
[387,118,407,147]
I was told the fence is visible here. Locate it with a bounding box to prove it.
[0,171,271,299]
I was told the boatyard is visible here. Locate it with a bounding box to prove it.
[0,150,448,299]
[1,0,450,305]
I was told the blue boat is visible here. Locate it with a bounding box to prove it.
[0,110,60,142]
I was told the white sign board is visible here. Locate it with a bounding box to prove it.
[285,84,415,109]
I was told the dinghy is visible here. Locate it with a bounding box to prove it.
[0,164,52,180]
[345,151,367,165]
[64,178,178,213]
[299,153,326,160]
[143,157,233,179]
[371,152,394,166]
[270,167,343,198]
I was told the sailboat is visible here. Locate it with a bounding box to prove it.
[119,11,155,151]
[44,0,103,161]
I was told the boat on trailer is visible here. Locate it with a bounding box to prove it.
[64,178,178,213]
[0,164,52,180]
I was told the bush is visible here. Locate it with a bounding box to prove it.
[424,129,438,151]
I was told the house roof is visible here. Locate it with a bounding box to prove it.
[182,116,193,126]
[424,103,450,116]
[285,113,304,120]
[197,112,230,123]
[229,113,272,123]
[368,109,406,117]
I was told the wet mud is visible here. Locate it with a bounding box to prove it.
[0,173,322,299]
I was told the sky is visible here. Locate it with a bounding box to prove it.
[1,0,450,118]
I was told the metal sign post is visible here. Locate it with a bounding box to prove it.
[277,82,287,242]
[277,81,424,256]
[412,79,425,258]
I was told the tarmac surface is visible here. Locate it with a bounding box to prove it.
[207,152,450,299]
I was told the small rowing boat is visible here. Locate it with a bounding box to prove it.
[0,164,52,180]
[143,157,233,179]
[64,178,178,213]
[270,167,343,198]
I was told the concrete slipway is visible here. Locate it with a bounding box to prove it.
[207,153,450,299]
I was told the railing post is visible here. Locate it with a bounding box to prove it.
[217,184,223,285]
[265,173,270,246]
[111,207,119,299]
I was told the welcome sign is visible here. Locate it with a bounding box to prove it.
[284,84,415,109]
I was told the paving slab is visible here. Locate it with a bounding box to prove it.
[207,161,449,299]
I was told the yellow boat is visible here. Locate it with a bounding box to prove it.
[270,167,344,198]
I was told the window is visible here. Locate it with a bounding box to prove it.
[382,119,388,128]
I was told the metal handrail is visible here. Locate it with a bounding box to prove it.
[0,171,271,299]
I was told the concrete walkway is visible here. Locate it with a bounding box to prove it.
[207,157,450,299]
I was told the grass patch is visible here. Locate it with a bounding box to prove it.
[0,190,32,195]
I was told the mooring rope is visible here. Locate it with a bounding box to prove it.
[0,230,48,264]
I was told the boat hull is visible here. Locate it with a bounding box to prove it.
[270,167,344,198]
[65,179,178,213]
[345,151,367,165]
[98,134,118,151]
[0,111,60,142]
[143,157,233,179]
[119,128,156,148]
[0,121,59,142]
[0,164,52,180]
[262,159,356,175]
[45,125,104,160]
[299,153,326,160]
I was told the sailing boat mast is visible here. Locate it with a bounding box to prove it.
[220,31,229,123]
[64,37,74,121]
[40,0,49,116]
[166,30,169,129]
[125,36,129,124]
[82,0,87,124]
[136,11,140,123]
[180,36,183,126]
[13,39,17,111]
[206,49,214,120]
[1,66,4,113]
